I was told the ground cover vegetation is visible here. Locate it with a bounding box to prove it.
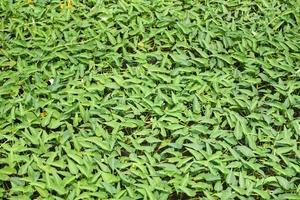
[0,0,300,199]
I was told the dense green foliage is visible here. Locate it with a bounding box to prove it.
[0,0,300,199]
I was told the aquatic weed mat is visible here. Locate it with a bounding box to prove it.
[0,0,300,199]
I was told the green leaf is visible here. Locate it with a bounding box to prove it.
[236,146,255,157]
